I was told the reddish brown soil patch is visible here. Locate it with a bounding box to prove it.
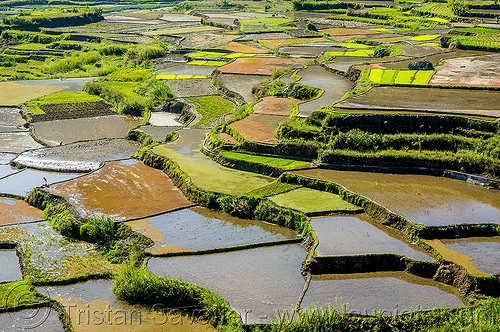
[48,160,193,220]
[221,41,269,53]
[320,28,380,36]
[230,114,287,143]
[218,57,307,76]
[0,198,43,225]
[253,96,299,116]
[217,132,238,144]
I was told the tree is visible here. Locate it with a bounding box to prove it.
[447,0,470,16]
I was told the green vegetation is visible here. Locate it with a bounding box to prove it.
[447,0,470,16]
[268,187,361,214]
[239,17,295,33]
[246,181,302,198]
[0,281,47,309]
[251,298,500,332]
[23,91,104,114]
[187,96,235,128]
[113,264,243,330]
[366,69,434,85]
[221,151,311,170]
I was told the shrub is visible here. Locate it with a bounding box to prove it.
[373,45,392,58]
[79,216,116,244]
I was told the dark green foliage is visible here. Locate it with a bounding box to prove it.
[1,30,67,44]
[288,82,322,101]
[113,264,243,330]
[119,100,144,116]
[373,45,392,58]
[98,43,127,56]
[135,76,175,105]
[42,203,78,238]
[292,0,363,11]
[1,8,102,30]
[306,21,317,31]
[447,0,470,16]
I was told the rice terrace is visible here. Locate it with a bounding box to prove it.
[0,0,499,330]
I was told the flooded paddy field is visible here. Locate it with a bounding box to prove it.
[165,79,214,97]
[0,164,17,179]
[293,169,500,226]
[147,244,307,324]
[0,250,22,282]
[137,125,178,141]
[126,206,298,254]
[253,97,299,116]
[178,33,238,49]
[376,50,488,70]
[218,57,307,76]
[278,43,342,57]
[0,132,42,153]
[217,74,269,103]
[38,279,215,332]
[430,54,500,87]
[0,169,77,196]
[12,139,141,172]
[32,115,141,146]
[0,221,115,281]
[337,87,500,117]
[294,66,352,114]
[0,197,43,225]
[0,107,24,126]
[151,129,273,195]
[311,215,433,261]
[48,159,192,220]
[268,188,361,215]
[396,44,444,57]
[425,237,500,276]
[148,112,182,127]
[229,114,286,143]
[0,153,16,164]
[301,272,464,315]
[0,308,64,332]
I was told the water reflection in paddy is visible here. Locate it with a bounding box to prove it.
[293,169,500,226]
[147,244,307,324]
[311,215,434,261]
[0,308,64,332]
[301,272,464,316]
[37,279,215,332]
[127,206,298,254]
[0,169,77,196]
[0,250,22,282]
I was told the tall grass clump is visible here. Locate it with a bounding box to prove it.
[42,51,99,74]
[113,264,243,330]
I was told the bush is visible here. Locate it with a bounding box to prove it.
[98,43,127,56]
[373,45,392,58]
[119,100,145,116]
[79,216,116,244]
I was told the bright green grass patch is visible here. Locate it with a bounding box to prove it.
[187,96,235,128]
[156,74,208,79]
[11,43,47,50]
[187,60,227,66]
[380,69,398,84]
[426,17,449,23]
[324,49,375,57]
[0,281,47,309]
[221,151,310,169]
[221,151,252,160]
[282,160,311,169]
[410,34,440,41]
[419,42,440,47]
[268,187,360,213]
[368,69,384,83]
[394,70,417,84]
[106,68,153,82]
[412,70,434,85]
[239,17,294,33]
[266,158,295,167]
[247,181,302,198]
[24,91,103,114]
[188,51,226,59]
[222,53,257,59]
[245,155,277,164]
[337,42,373,49]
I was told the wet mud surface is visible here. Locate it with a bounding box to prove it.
[301,271,464,315]
[430,54,500,87]
[293,169,500,226]
[148,112,182,127]
[338,86,500,117]
[295,66,352,114]
[48,159,192,220]
[138,125,179,141]
[311,215,434,261]
[155,63,217,77]
[13,139,141,172]
[218,74,269,103]
[0,132,42,153]
[126,206,298,254]
[0,221,115,281]
[166,79,214,98]
[0,169,78,196]
[218,57,307,76]
[147,244,307,324]
[229,114,286,143]
[32,115,141,146]
[253,97,299,116]
[151,129,273,195]
[38,279,215,332]
[426,237,500,276]
[0,197,43,225]
[0,250,22,282]
[0,107,24,126]
[0,153,16,164]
